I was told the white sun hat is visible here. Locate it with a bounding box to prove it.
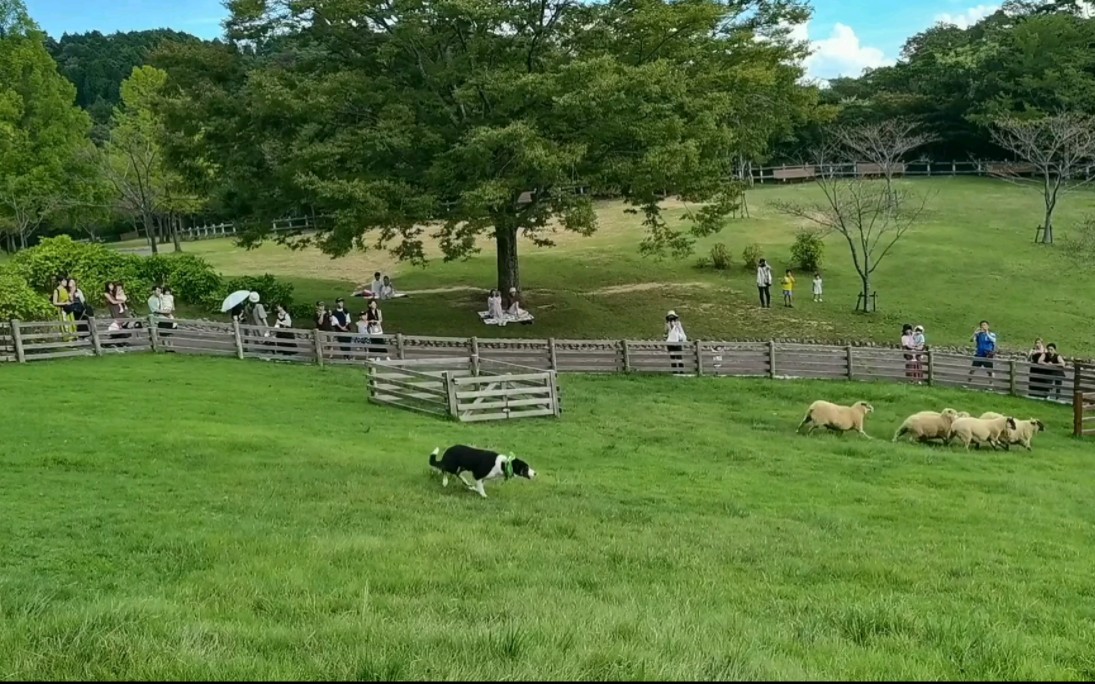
[248,291,260,303]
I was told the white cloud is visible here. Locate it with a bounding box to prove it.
[934,3,1000,29]
[789,21,893,82]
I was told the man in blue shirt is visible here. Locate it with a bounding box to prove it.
[969,320,997,379]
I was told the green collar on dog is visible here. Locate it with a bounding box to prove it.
[503,458,514,480]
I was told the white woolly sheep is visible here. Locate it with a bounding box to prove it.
[797,400,874,438]
[949,415,1017,451]
[981,415,1045,451]
[892,408,961,443]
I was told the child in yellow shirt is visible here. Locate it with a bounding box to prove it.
[781,270,796,307]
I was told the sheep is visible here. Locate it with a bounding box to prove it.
[949,415,1017,451]
[980,413,1046,451]
[892,408,961,443]
[797,400,874,438]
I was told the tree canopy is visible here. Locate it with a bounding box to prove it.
[154,0,817,292]
[0,0,93,249]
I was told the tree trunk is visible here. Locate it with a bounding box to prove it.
[171,214,183,253]
[144,212,159,255]
[859,274,871,312]
[495,224,520,294]
[1042,206,1055,245]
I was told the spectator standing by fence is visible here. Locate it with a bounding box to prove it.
[52,276,76,340]
[330,298,352,358]
[273,304,294,355]
[665,310,687,374]
[969,320,997,381]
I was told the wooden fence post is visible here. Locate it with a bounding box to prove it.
[470,337,480,376]
[548,338,558,371]
[88,317,102,356]
[927,350,935,386]
[232,320,244,359]
[147,315,160,352]
[846,345,854,379]
[550,371,562,417]
[1009,360,1018,396]
[621,340,631,372]
[1073,361,1082,394]
[1074,391,1083,437]
[694,340,703,376]
[10,320,25,363]
[444,371,459,420]
[396,333,405,360]
[312,329,324,367]
[768,340,776,378]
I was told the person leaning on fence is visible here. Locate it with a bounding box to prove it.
[1028,338,1051,399]
[1039,342,1067,401]
[901,324,917,381]
[273,304,295,355]
[969,320,997,380]
[665,310,688,374]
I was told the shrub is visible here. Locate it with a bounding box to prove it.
[11,235,149,296]
[709,243,732,270]
[741,243,763,271]
[162,254,223,306]
[214,274,295,312]
[790,229,825,272]
[0,269,55,321]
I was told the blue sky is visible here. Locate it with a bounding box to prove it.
[24,0,1004,80]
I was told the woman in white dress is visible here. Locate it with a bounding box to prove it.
[487,289,504,320]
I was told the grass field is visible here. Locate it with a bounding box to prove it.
[2,355,1093,679]
[140,177,1095,356]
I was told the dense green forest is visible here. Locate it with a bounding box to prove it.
[45,29,206,134]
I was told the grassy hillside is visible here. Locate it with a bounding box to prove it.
[1,355,1091,679]
[140,178,1095,355]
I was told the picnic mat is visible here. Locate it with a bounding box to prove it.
[478,310,535,326]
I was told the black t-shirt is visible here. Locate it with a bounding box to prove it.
[330,309,351,330]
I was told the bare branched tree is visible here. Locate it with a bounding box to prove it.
[835,118,936,209]
[990,113,1095,245]
[774,149,930,311]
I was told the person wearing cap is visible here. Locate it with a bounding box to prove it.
[505,287,523,316]
[665,310,688,373]
[330,297,353,357]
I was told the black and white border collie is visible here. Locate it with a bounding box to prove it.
[429,444,536,498]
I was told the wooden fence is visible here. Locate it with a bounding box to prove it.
[5,317,1095,433]
[1073,364,1095,438]
[749,160,1093,184]
[366,357,560,422]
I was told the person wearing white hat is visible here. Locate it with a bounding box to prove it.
[665,310,688,374]
[248,291,269,329]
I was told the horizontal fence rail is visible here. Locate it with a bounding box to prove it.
[5,317,1095,433]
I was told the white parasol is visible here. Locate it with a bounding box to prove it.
[220,289,252,312]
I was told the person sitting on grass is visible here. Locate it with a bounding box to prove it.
[369,272,383,297]
[781,269,796,307]
[506,287,524,316]
[379,275,396,300]
[486,289,504,320]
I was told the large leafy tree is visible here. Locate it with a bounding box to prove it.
[102,65,203,254]
[157,0,812,293]
[0,0,93,250]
